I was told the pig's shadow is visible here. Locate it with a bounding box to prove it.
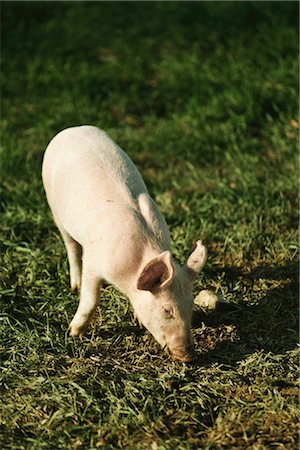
[192,261,298,366]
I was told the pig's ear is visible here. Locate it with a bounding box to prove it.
[137,251,174,292]
[185,240,207,280]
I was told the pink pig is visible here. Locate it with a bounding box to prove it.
[42,126,207,361]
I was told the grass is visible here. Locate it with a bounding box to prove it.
[0,2,299,449]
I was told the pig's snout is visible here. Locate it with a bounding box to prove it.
[171,345,196,362]
[168,335,196,362]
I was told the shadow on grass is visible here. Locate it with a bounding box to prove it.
[192,261,299,366]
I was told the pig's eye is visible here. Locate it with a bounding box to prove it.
[162,305,174,319]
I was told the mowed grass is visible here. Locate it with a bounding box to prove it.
[1,2,299,449]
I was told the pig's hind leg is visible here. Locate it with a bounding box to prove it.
[53,214,82,291]
[64,235,82,292]
[69,256,102,336]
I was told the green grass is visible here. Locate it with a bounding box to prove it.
[1,2,299,449]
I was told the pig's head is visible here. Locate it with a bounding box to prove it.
[130,241,207,362]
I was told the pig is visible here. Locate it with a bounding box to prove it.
[42,125,207,362]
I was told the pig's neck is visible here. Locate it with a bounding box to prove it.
[104,205,168,295]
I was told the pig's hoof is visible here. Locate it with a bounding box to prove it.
[69,321,87,337]
[71,282,80,292]
[70,277,81,292]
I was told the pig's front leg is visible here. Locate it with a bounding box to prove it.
[69,256,101,336]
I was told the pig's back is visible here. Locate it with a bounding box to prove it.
[43,125,147,201]
[42,126,151,241]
